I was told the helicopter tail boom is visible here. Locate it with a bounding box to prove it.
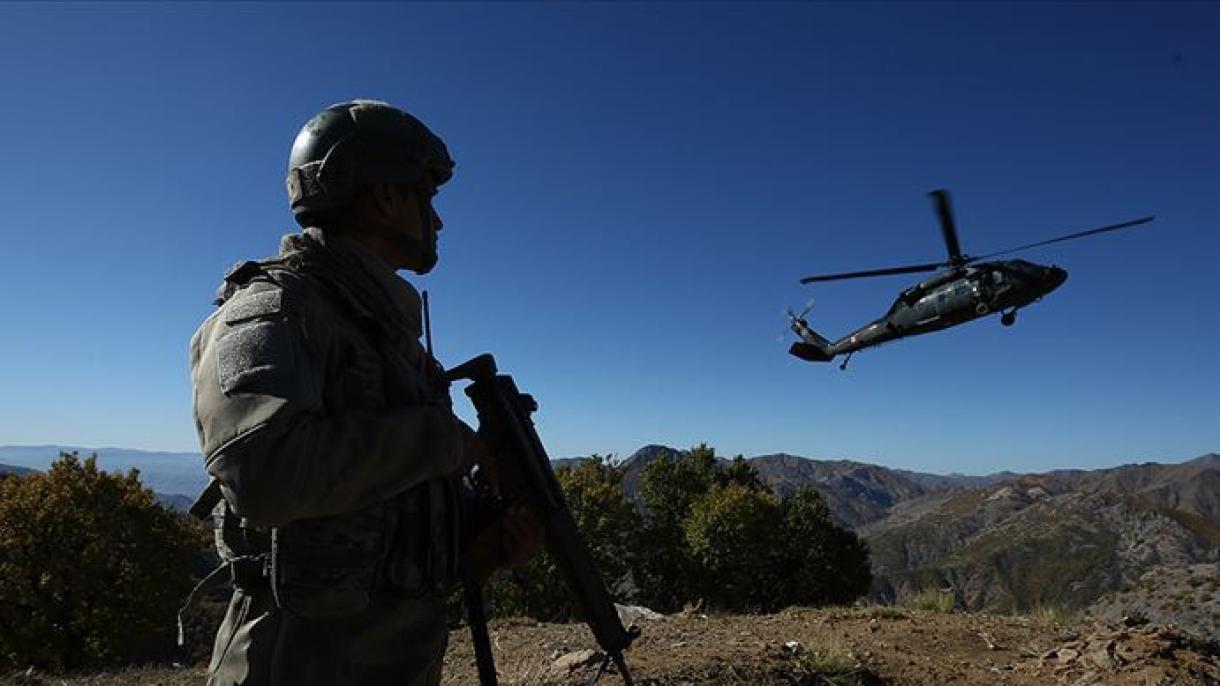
[788,316,835,362]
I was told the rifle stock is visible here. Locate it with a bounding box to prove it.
[447,354,639,686]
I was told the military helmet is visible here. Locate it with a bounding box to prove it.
[286,100,454,226]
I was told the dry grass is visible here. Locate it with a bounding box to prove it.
[1027,603,1079,626]
[901,588,956,613]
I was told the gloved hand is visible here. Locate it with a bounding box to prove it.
[463,506,546,584]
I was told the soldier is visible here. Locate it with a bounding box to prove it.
[188,100,542,686]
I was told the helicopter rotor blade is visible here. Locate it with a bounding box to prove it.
[799,262,944,284]
[929,189,966,265]
[967,215,1156,262]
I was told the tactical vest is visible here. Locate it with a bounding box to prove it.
[183,258,460,631]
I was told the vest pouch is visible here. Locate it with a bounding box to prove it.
[383,479,460,597]
[213,500,271,562]
[270,509,386,618]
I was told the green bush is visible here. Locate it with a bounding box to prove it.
[684,483,785,610]
[635,444,719,610]
[487,455,641,620]
[776,487,872,607]
[0,453,206,671]
[639,446,872,613]
[484,444,873,618]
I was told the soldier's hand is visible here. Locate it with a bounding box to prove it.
[497,506,545,568]
[463,506,546,584]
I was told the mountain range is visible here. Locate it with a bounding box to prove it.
[4,443,1216,635]
[0,445,207,509]
[611,446,1219,637]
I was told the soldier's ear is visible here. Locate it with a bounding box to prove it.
[375,183,397,215]
[358,182,397,221]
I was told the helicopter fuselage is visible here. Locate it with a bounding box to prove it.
[789,189,1151,366]
[823,259,1067,356]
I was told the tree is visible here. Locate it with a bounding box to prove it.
[777,487,872,606]
[635,444,718,610]
[716,455,767,493]
[635,445,873,613]
[683,483,786,610]
[0,453,206,671]
[484,445,874,618]
[487,455,641,620]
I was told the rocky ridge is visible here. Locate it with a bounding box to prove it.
[609,446,1220,637]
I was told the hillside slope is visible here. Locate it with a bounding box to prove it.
[606,446,1220,636]
[861,482,1220,636]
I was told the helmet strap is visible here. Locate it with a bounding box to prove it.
[354,186,437,274]
[415,192,439,274]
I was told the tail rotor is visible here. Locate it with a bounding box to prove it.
[783,299,835,362]
[779,299,815,342]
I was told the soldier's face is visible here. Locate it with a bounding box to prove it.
[385,184,443,274]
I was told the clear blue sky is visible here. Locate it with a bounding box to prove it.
[1,3,1216,475]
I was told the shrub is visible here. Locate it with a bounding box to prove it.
[487,455,641,620]
[640,446,872,613]
[635,444,719,611]
[684,483,785,610]
[777,487,872,606]
[0,453,205,671]
[485,444,873,618]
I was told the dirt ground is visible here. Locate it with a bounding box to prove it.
[7,607,1218,685]
[440,607,1220,686]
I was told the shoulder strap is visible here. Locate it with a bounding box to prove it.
[213,258,289,306]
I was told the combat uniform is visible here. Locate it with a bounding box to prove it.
[190,227,466,686]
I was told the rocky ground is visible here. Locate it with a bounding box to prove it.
[1089,563,1220,639]
[5,607,1218,685]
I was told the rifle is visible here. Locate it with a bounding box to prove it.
[446,354,640,686]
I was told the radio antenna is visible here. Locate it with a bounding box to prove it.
[422,290,435,362]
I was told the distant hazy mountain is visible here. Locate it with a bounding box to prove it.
[0,445,207,499]
[0,462,37,477]
[154,493,195,512]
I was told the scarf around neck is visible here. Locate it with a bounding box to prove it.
[277,227,430,376]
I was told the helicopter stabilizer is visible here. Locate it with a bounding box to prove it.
[787,310,835,362]
[789,342,834,362]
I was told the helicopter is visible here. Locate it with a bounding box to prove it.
[788,190,1154,369]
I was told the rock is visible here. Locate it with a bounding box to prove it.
[616,603,665,624]
[1085,639,1121,671]
[550,649,602,675]
[1071,670,1101,686]
[1056,648,1080,664]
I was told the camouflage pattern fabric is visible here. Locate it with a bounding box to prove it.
[190,228,468,685]
[207,590,448,686]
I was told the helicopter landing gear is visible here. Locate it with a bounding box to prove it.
[1001,309,1017,327]
[839,352,854,371]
